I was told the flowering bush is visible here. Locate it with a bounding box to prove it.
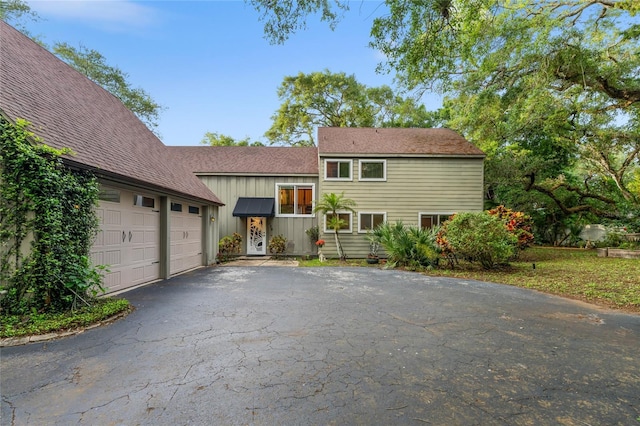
[488,205,534,250]
[315,239,325,248]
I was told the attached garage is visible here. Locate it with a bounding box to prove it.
[170,201,204,275]
[1,22,224,295]
[91,187,161,293]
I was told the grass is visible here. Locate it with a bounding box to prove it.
[0,297,132,339]
[300,247,640,314]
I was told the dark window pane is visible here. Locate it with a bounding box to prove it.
[171,203,183,212]
[188,206,200,215]
[361,161,384,179]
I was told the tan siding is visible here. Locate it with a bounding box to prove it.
[318,157,484,258]
[198,175,320,256]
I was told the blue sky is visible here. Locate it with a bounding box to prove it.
[23,1,442,146]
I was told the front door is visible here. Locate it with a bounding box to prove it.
[247,217,267,255]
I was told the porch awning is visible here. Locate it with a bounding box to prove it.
[232,197,275,217]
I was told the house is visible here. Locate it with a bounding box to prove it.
[0,21,223,294]
[1,20,485,297]
[317,127,485,257]
[170,127,485,258]
[168,146,319,256]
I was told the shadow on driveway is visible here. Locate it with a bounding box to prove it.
[2,266,639,425]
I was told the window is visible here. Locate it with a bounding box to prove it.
[359,212,386,232]
[188,206,200,215]
[98,188,120,203]
[325,212,352,233]
[133,194,155,208]
[171,203,183,212]
[276,183,315,216]
[419,213,453,230]
[359,160,386,181]
[325,159,352,180]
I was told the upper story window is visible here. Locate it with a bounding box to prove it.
[359,159,386,181]
[276,183,315,216]
[325,159,352,181]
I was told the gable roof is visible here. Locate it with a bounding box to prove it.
[168,146,319,175]
[318,127,485,157]
[0,22,222,205]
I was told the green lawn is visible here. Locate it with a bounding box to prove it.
[300,247,640,314]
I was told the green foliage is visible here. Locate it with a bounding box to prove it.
[52,42,164,136]
[268,234,288,258]
[305,225,319,245]
[487,205,534,251]
[265,70,443,145]
[200,131,264,146]
[0,297,130,338]
[438,212,517,269]
[217,232,243,262]
[313,192,356,260]
[371,221,441,270]
[0,117,104,315]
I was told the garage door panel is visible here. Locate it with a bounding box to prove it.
[91,188,160,293]
[170,204,203,275]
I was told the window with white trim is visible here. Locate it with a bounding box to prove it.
[324,212,352,233]
[359,159,386,181]
[276,183,315,216]
[419,213,453,230]
[359,212,386,232]
[324,159,352,180]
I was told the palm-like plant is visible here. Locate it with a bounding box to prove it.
[313,192,356,260]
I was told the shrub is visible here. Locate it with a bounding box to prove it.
[487,205,534,250]
[371,221,441,270]
[217,232,242,262]
[268,234,287,258]
[437,212,517,269]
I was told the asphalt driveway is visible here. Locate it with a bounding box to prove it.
[1,266,639,425]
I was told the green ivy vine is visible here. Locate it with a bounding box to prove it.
[0,116,105,315]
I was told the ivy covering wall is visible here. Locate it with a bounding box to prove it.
[0,116,104,314]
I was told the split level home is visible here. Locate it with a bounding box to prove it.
[1,21,485,295]
[169,127,485,259]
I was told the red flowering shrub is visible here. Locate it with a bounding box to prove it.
[488,206,534,250]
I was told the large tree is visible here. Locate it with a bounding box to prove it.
[266,70,442,145]
[250,0,640,228]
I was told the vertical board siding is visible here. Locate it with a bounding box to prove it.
[318,157,484,258]
[199,175,320,256]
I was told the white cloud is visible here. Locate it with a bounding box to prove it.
[28,0,160,30]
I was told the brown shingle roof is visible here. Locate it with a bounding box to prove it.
[317,127,485,157]
[168,146,318,175]
[0,22,222,205]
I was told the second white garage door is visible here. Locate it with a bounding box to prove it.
[170,201,203,275]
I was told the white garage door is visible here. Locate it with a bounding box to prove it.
[91,188,160,293]
[170,201,203,275]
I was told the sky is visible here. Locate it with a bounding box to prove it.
[21,0,442,146]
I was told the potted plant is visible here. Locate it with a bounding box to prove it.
[366,235,380,264]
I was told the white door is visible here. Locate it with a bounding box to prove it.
[91,188,160,293]
[170,202,203,275]
[247,217,267,255]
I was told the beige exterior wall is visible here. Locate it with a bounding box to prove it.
[198,175,320,256]
[318,156,485,258]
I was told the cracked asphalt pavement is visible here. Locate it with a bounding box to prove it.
[1,266,639,425]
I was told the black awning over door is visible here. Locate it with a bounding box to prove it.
[232,197,275,217]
